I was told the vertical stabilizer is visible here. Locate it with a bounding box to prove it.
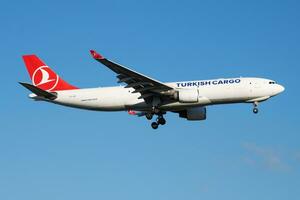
[22,55,78,91]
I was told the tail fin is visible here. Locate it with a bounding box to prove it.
[22,55,78,91]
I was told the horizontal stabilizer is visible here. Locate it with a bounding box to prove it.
[19,82,57,100]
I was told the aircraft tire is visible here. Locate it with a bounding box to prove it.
[253,107,259,114]
[151,122,159,129]
[158,117,166,125]
[146,113,153,120]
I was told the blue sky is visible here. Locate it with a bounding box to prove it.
[0,0,299,199]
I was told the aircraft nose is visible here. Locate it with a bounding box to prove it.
[277,84,285,93]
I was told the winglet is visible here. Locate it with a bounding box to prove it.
[90,50,104,60]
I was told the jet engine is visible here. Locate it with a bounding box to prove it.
[178,107,207,121]
[175,89,199,103]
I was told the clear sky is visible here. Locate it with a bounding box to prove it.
[0,0,299,199]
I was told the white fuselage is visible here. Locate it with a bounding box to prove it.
[44,77,284,112]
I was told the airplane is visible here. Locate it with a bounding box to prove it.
[19,50,285,129]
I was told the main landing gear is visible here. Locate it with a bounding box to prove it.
[253,102,259,114]
[151,116,166,129]
[146,113,153,120]
[147,109,166,129]
[151,122,159,129]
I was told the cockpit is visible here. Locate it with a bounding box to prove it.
[269,81,276,84]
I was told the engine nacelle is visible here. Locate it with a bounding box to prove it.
[179,107,207,121]
[176,89,199,103]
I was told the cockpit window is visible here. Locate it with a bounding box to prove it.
[269,81,276,84]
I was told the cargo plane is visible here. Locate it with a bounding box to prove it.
[19,50,285,129]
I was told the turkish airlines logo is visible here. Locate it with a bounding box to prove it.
[32,66,59,91]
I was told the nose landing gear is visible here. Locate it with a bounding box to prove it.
[253,107,259,114]
[253,102,259,114]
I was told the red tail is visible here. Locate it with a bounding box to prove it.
[22,55,78,91]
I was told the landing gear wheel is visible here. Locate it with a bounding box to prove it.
[157,117,166,125]
[151,122,159,129]
[253,107,259,114]
[252,102,259,114]
[146,113,153,120]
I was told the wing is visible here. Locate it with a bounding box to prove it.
[90,50,175,101]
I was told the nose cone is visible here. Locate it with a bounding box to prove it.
[277,84,285,94]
